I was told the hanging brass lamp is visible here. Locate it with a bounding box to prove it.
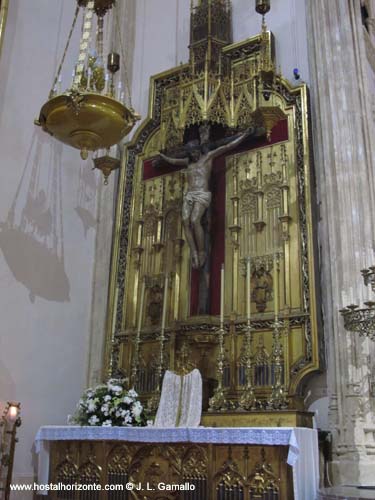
[251,0,286,140]
[35,0,140,160]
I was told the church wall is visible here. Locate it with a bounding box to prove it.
[0,0,98,489]
[232,0,310,84]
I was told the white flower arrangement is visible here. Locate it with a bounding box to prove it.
[71,378,147,427]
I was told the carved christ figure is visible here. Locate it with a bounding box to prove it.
[156,127,257,269]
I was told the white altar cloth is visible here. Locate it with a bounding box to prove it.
[35,426,319,500]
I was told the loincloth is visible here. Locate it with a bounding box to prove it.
[183,190,212,209]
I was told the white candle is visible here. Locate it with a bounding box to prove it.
[117,81,123,100]
[161,275,169,331]
[220,264,225,326]
[247,258,251,321]
[368,247,374,267]
[87,68,92,90]
[57,75,62,94]
[137,279,146,334]
[112,287,119,335]
[349,287,355,306]
[341,290,348,308]
[274,254,279,319]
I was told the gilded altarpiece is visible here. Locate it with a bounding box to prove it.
[105,4,321,421]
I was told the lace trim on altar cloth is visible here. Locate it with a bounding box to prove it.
[36,426,296,455]
[154,369,202,427]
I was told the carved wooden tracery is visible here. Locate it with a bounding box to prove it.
[49,442,291,500]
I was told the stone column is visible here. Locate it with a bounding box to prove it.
[362,0,375,45]
[307,0,375,486]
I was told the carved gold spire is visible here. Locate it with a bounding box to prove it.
[159,0,281,151]
[189,0,232,74]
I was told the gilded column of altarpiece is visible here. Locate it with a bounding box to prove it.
[104,10,322,419]
[0,0,9,58]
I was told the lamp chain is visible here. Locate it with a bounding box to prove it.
[96,16,104,62]
[49,5,80,98]
[73,1,95,89]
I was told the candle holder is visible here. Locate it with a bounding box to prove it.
[147,360,163,413]
[238,320,257,411]
[131,277,146,389]
[147,327,166,413]
[361,265,375,292]
[0,402,21,499]
[147,332,169,413]
[208,325,230,412]
[147,274,169,413]
[238,255,257,410]
[266,319,288,410]
[147,338,166,413]
[340,266,375,341]
[130,334,140,390]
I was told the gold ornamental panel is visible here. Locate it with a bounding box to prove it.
[49,441,293,500]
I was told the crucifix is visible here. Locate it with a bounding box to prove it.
[155,125,262,269]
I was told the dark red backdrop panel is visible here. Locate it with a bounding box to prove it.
[141,119,289,316]
[190,119,289,316]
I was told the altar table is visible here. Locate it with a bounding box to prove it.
[35,426,319,500]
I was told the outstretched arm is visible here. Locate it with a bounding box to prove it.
[158,152,189,167]
[207,127,256,160]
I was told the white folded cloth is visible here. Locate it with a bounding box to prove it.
[154,369,202,427]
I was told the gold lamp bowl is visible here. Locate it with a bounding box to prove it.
[37,90,139,159]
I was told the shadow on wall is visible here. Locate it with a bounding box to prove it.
[0,131,70,303]
[0,341,16,401]
[74,163,98,237]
